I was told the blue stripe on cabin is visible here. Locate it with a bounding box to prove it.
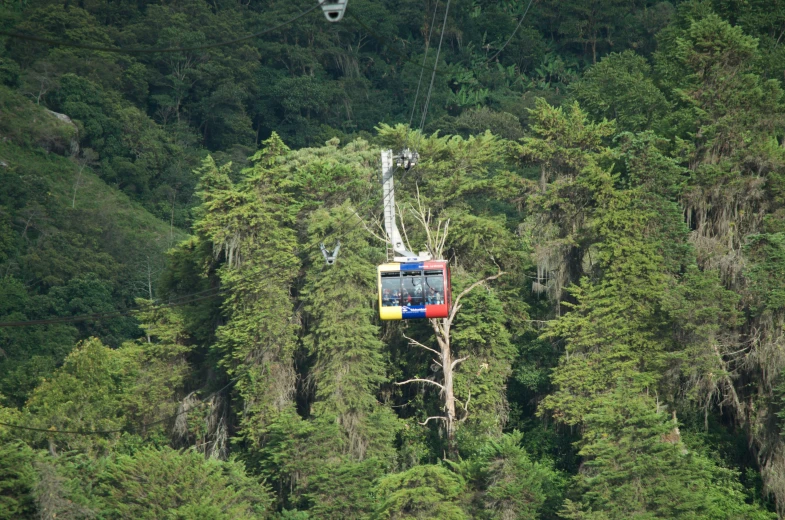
[401,306,426,318]
[400,262,424,271]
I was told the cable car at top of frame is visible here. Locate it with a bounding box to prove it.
[376,149,452,320]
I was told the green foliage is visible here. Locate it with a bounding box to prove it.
[3,2,785,517]
[538,188,671,424]
[744,233,785,314]
[450,431,565,519]
[301,204,399,458]
[193,140,301,441]
[120,301,193,436]
[374,464,468,520]
[561,386,773,519]
[451,283,516,445]
[0,85,76,152]
[305,455,387,519]
[22,338,128,454]
[571,51,669,132]
[50,447,272,519]
[0,442,37,519]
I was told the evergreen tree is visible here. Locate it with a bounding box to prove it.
[374,464,468,520]
[49,447,272,519]
[561,385,773,519]
[22,337,128,455]
[192,136,301,443]
[570,51,669,132]
[449,431,565,519]
[0,442,37,520]
[301,203,398,460]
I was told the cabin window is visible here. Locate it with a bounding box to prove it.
[381,272,401,307]
[402,271,424,306]
[424,270,445,305]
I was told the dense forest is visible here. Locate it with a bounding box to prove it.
[4,0,785,517]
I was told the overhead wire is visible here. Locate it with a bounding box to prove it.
[418,0,451,133]
[0,378,238,436]
[347,11,451,78]
[0,2,536,435]
[484,0,536,64]
[0,0,327,54]
[0,171,401,328]
[408,1,440,129]
[0,4,534,327]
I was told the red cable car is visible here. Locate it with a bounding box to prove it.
[378,260,451,320]
[375,149,452,320]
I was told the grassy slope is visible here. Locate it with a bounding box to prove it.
[0,86,187,292]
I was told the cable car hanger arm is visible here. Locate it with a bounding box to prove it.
[381,149,430,261]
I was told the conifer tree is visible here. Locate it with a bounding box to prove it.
[23,337,128,455]
[192,135,301,444]
[561,385,773,519]
[538,171,671,424]
[301,203,398,460]
[278,203,399,517]
[0,441,37,520]
[374,464,468,519]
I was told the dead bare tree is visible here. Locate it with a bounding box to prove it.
[21,60,57,105]
[391,190,507,457]
[397,270,506,456]
[71,148,98,209]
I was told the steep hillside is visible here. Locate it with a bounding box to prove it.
[0,86,186,404]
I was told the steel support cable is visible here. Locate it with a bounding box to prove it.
[0,172,401,328]
[408,1,440,128]
[484,0,535,64]
[0,11,475,328]
[0,0,327,54]
[419,0,451,133]
[0,378,238,436]
[347,11,451,78]
[350,3,536,97]
[0,300,307,436]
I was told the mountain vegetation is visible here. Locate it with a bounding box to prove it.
[2,0,785,517]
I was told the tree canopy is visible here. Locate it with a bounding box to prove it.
[3,0,785,518]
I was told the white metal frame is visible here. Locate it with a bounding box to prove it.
[381,149,431,262]
[320,0,348,22]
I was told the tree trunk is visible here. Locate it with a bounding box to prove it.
[436,318,458,456]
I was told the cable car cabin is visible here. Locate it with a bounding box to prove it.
[378,260,451,320]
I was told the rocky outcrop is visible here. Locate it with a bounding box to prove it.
[43,109,79,156]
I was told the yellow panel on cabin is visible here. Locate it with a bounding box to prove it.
[380,306,403,320]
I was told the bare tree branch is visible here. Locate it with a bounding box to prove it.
[449,271,507,322]
[437,219,449,258]
[451,356,469,370]
[397,201,414,254]
[403,333,441,357]
[456,389,472,422]
[394,378,445,391]
[419,416,447,426]
[354,211,388,245]
[410,186,450,259]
